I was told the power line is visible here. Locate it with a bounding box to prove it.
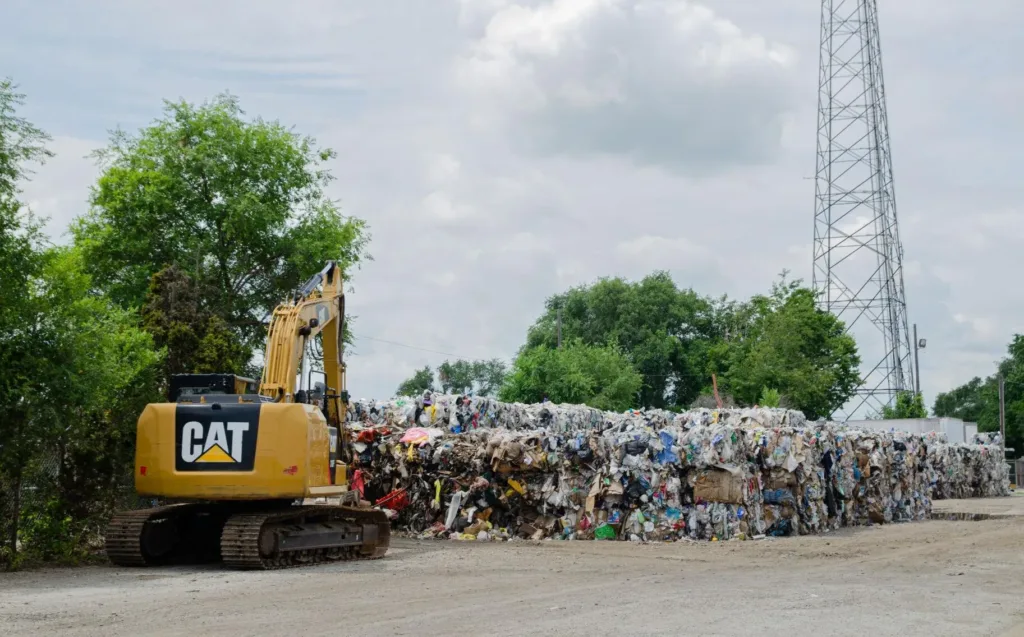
[353,335,718,381]
[353,336,468,359]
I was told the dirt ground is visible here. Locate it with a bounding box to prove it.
[1,511,1023,637]
[933,495,1024,518]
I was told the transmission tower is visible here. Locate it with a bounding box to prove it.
[812,0,914,419]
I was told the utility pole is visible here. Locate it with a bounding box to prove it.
[913,324,921,395]
[557,306,562,350]
[999,374,1006,449]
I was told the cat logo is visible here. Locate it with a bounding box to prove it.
[175,404,261,472]
[181,421,249,463]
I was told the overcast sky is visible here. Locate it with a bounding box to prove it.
[3,0,1022,406]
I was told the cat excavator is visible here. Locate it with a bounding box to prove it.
[105,261,390,570]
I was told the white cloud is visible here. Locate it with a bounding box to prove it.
[952,313,998,340]
[426,153,462,184]
[35,0,362,59]
[455,0,799,169]
[616,234,710,262]
[21,136,102,244]
[422,191,475,222]
[2,0,1023,410]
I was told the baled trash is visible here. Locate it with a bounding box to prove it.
[344,396,1009,542]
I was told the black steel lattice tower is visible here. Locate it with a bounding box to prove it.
[812,0,913,418]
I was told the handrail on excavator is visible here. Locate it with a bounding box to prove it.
[294,261,337,302]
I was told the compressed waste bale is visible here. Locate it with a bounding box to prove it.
[344,395,1009,543]
[693,468,746,505]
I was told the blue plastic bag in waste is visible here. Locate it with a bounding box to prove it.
[656,430,679,464]
[763,489,795,505]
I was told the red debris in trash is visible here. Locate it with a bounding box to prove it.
[353,469,366,496]
[375,488,410,511]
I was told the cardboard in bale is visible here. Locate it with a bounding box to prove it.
[343,395,1009,542]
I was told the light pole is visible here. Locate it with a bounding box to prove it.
[913,324,925,396]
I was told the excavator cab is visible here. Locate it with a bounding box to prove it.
[169,374,261,403]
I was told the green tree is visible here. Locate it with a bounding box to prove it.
[140,265,247,384]
[72,93,370,368]
[514,271,860,415]
[759,387,782,408]
[396,359,508,397]
[881,391,927,419]
[397,366,435,396]
[437,358,507,396]
[499,341,642,411]
[436,360,473,394]
[0,79,55,566]
[0,81,162,567]
[935,335,1024,453]
[934,377,994,425]
[472,359,508,396]
[22,248,161,562]
[522,272,719,408]
[713,277,860,420]
[995,336,1024,454]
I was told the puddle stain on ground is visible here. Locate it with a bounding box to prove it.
[929,512,1010,521]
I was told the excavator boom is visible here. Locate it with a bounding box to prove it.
[260,261,347,410]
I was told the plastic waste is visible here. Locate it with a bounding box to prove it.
[344,399,1008,543]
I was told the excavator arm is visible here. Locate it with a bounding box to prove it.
[259,261,347,424]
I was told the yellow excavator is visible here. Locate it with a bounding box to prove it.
[105,261,390,570]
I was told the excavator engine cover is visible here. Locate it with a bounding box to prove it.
[134,402,339,499]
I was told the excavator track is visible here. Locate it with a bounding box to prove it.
[106,503,219,566]
[221,505,390,570]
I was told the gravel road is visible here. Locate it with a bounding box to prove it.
[1,516,1023,637]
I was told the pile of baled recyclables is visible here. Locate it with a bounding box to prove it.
[343,395,1010,543]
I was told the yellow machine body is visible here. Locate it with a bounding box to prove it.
[130,260,352,503]
[107,261,390,570]
[134,402,349,500]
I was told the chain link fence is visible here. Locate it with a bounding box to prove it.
[1,446,146,566]
[0,449,58,565]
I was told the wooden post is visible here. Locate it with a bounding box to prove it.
[999,375,1006,449]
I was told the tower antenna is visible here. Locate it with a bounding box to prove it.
[812,0,914,418]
